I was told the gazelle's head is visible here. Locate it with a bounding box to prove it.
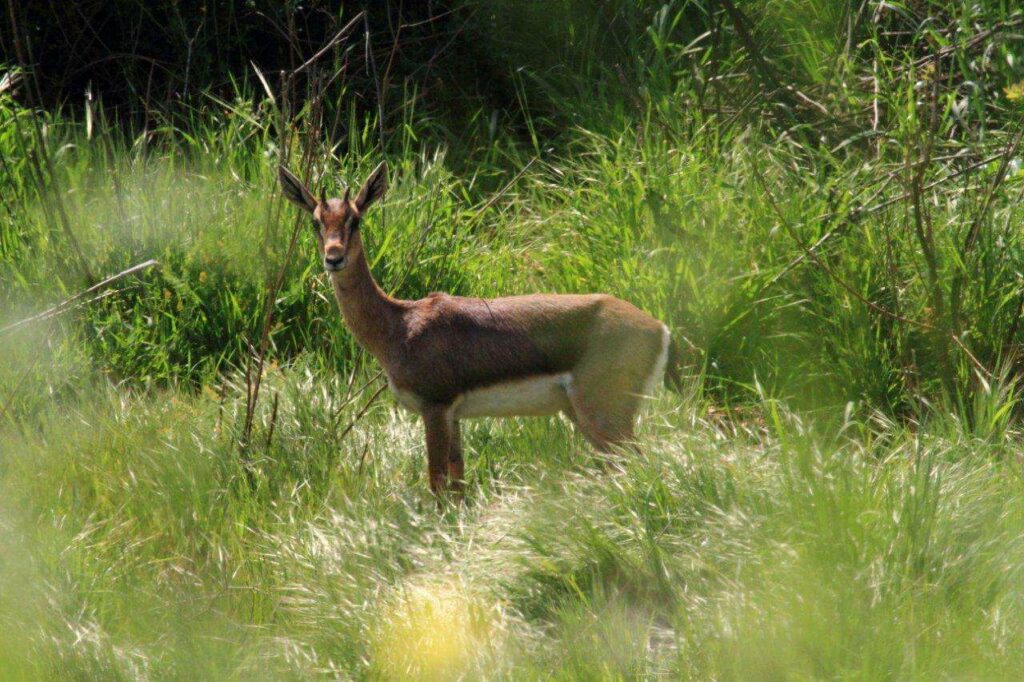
[278,161,388,273]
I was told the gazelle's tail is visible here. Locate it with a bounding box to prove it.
[664,335,685,393]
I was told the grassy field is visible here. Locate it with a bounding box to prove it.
[5,1,1024,678]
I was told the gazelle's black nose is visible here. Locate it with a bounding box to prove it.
[324,254,345,269]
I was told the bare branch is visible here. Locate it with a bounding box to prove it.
[0,259,160,336]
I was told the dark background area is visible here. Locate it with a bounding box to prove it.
[0,1,704,143]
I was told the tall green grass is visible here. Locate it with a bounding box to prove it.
[4,0,1024,678]
[3,372,1024,677]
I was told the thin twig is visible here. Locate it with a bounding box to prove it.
[357,440,372,477]
[365,13,387,157]
[337,381,389,444]
[470,155,539,223]
[332,369,385,428]
[291,11,365,77]
[265,392,280,452]
[0,259,160,336]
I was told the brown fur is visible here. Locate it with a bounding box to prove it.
[279,162,670,495]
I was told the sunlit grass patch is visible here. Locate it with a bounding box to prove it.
[372,577,507,680]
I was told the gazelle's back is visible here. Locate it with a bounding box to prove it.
[406,292,663,353]
[391,291,667,409]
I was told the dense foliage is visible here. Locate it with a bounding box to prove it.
[3,1,1024,678]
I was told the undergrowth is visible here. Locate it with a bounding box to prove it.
[4,1,1024,678]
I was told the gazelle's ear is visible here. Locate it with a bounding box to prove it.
[278,165,317,213]
[355,161,388,213]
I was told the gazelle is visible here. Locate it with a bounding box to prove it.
[279,161,679,494]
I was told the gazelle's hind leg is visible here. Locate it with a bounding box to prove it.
[565,326,668,454]
[423,406,453,494]
[566,378,641,454]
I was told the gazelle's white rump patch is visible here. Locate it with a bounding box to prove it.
[641,324,671,399]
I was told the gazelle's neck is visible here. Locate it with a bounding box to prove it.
[329,232,404,361]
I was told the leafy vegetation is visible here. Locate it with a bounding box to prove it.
[3,1,1024,678]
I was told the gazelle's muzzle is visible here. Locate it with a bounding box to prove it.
[323,240,346,271]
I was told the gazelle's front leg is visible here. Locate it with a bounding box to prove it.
[422,405,453,494]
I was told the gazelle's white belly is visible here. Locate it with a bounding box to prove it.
[385,372,573,418]
[387,378,426,414]
[454,373,573,418]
